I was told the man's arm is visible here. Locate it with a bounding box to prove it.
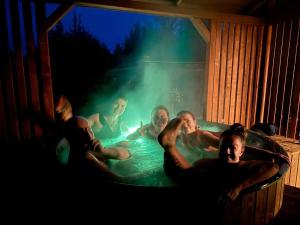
[89,138,130,160]
[86,151,122,181]
[227,161,279,200]
[245,145,290,165]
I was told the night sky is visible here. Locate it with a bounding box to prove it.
[46,3,159,52]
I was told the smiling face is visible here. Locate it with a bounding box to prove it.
[178,113,197,135]
[219,135,245,163]
[112,98,127,117]
[152,109,169,131]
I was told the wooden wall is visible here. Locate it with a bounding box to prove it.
[205,20,265,128]
[0,0,54,144]
[221,176,285,225]
[0,0,298,143]
[262,17,300,139]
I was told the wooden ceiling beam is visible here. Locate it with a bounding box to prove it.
[190,17,210,43]
[68,0,265,24]
[46,0,75,32]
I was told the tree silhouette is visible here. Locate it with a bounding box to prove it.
[49,12,206,114]
[49,12,113,111]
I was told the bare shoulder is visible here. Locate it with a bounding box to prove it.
[88,113,99,120]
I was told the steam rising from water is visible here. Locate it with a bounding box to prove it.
[78,18,206,127]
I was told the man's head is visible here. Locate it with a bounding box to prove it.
[219,123,246,163]
[151,105,169,131]
[55,95,73,122]
[111,96,128,117]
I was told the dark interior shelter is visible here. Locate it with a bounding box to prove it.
[0,0,299,223]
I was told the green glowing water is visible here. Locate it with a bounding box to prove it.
[56,123,224,186]
[106,137,173,186]
[100,123,222,186]
[55,121,281,187]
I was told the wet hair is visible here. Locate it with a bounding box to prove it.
[151,105,170,119]
[176,110,196,120]
[221,123,246,145]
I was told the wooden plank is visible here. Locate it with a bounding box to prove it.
[276,21,293,135]
[10,0,31,140]
[211,22,222,122]
[235,24,247,124]
[190,17,210,43]
[47,0,75,32]
[35,1,55,122]
[279,177,285,210]
[274,178,283,216]
[289,153,299,186]
[241,192,256,225]
[0,0,20,141]
[297,107,300,142]
[285,153,292,184]
[206,21,217,122]
[223,23,234,125]
[217,22,228,124]
[0,79,7,141]
[296,155,300,187]
[287,18,300,139]
[222,196,242,225]
[232,196,242,225]
[254,188,268,225]
[4,56,20,141]
[251,26,264,124]
[287,50,300,139]
[23,0,43,138]
[264,24,277,122]
[202,44,210,120]
[229,24,241,124]
[280,19,300,137]
[246,26,258,128]
[268,22,285,124]
[260,25,273,123]
[0,1,7,142]
[265,183,277,224]
[240,25,253,126]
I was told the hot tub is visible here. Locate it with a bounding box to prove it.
[56,120,289,224]
[101,120,289,225]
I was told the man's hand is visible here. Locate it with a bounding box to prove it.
[115,147,131,160]
[227,184,242,200]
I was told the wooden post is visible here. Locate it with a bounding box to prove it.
[282,18,300,137]
[206,21,217,121]
[251,26,264,125]
[10,0,31,140]
[0,0,20,141]
[246,26,258,128]
[223,23,235,124]
[35,1,55,124]
[47,0,75,32]
[23,0,43,138]
[259,25,272,123]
